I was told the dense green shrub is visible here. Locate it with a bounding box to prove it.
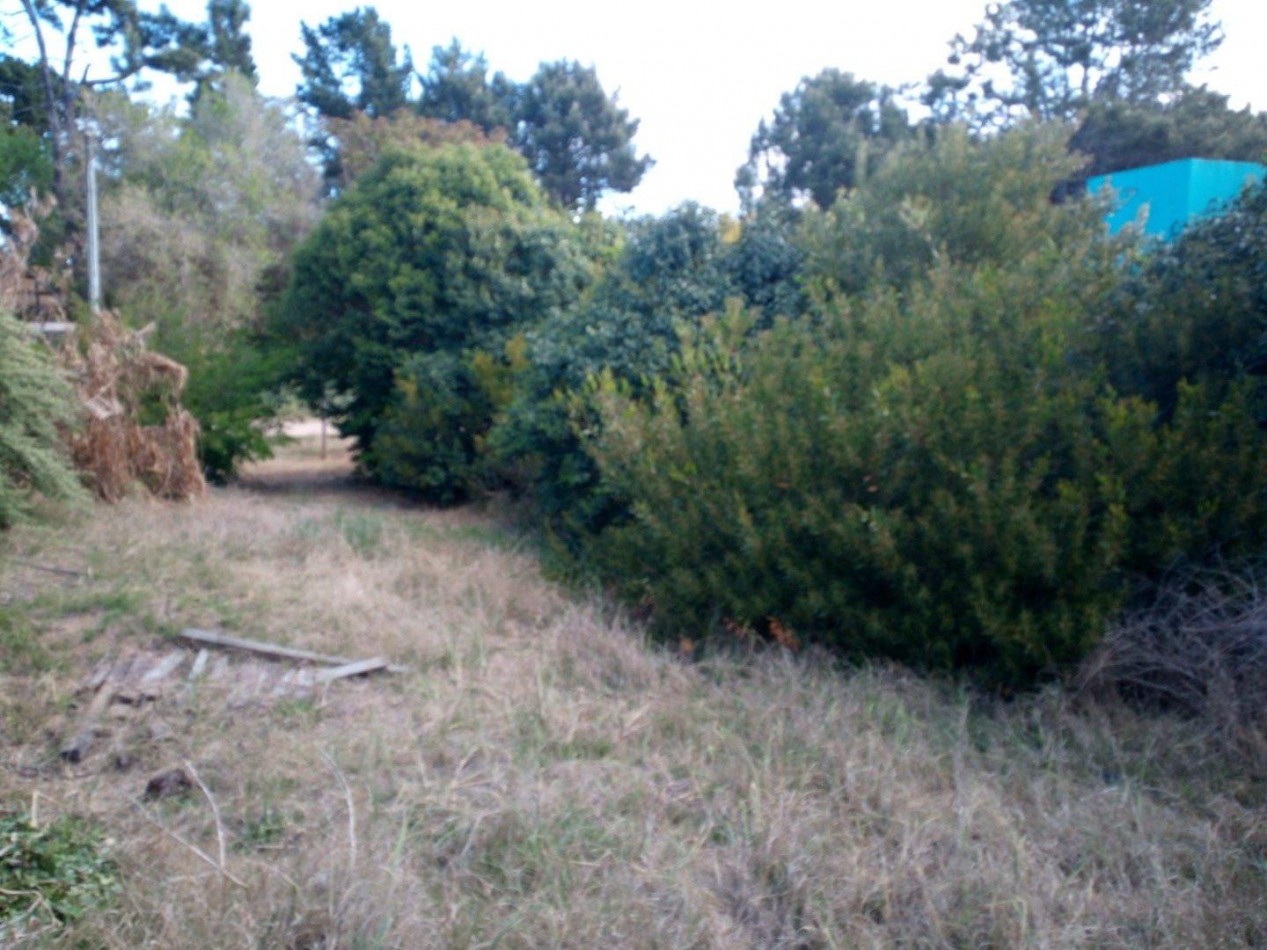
[272,141,591,498]
[1089,180,1267,418]
[583,264,1141,686]
[798,124,1102,301]
[568,129,1267,687]
[0,311,85,528]
[487,204,738,532]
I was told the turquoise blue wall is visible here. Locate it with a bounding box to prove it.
[1087,158,1266,240]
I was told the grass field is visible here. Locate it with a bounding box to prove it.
[1,431,1264,947]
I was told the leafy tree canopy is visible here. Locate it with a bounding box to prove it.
[200,0,258,91]
[1070,85,1267,181]
[416,39,515,135]
[737,69,914,210]
[270,141,592,457]
[925,0,1223,128]
[512,60,652,212]
[294,7,413,121]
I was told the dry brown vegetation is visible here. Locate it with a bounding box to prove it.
[1,432,1264,947]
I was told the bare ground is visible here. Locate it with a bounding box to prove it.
[1,430,1264,947]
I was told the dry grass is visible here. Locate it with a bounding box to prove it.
[1,433,1264,947]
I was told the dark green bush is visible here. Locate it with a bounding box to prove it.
[486,203,742,534]
[567,132,1267,688]
[583,265,1143,686]
[271,142,590,496]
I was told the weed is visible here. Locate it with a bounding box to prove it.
[0,809,119,935]
[0,609,50,673]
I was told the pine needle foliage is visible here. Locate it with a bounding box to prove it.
[0,310,85,528]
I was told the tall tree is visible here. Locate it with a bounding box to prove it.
[294,8,413,121]
[512,60,652,212]
[3,1,211,252]
[416,39,514,134]
[270,141,590,482]
[737,69,914,210]
[204,0,257,86]
[925,0,1223,128]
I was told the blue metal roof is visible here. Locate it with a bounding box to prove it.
[1087,158,1266,240]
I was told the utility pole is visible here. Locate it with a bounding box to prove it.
[85,130,101,313]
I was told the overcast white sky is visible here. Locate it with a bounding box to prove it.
[14,0,1267,215]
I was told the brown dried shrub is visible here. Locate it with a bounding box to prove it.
[2,204,206,503]
[61,311,206,502]
[1078,568,1267,774]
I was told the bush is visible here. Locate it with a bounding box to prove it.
[566,130,1267,688]
[583,266,1143,687]
[272,141,590,495]
[486,204,739,533]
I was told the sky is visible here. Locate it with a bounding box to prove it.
[13,0,1267,215]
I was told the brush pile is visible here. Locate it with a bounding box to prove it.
[1,205,205,502]
[61,311,206,501]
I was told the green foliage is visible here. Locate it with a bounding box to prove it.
[294,7,415,188]
[1085,181,1267,570]
[583,266,1136,687]
[0,810,119,929]
[372,339,529,505]
[172,329,283,482]
[487,204,736,530]
[417,40,515,135]
[97,76,319,478]
[726,205,807,323]
[295,8,413,121]
[273,141,590,495]
[737,69,913,210]
[0,124,52,222]
[563,128,1267,688]
[1089,181,1267,419]
[1069,86,1267,183]
[798,124,1103,300]
[513,60,653,212]
[924,0,1222,127]
[204,0,258,88]
[0,310,85,529]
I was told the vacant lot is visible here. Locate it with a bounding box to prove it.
[1,432,1263,947]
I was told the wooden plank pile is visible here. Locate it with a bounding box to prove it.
[60,629,401,763]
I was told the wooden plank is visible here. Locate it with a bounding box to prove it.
[177,628,408,674]
[178,628,356,666]
[188,649,210,680]
[60,681,117,762]
[142,652,186,683]
[313,657,389,684]
[84,657,115,692]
